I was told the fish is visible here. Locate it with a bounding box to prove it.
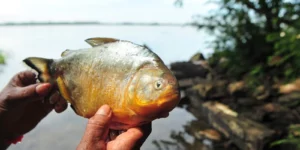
[23,37,180,129]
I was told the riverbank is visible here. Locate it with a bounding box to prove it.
[170,53,300,150]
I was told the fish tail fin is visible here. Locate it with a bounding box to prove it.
[23,57,54,82]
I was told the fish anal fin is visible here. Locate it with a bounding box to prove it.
[85,37,119,47]
[23,57,53,82]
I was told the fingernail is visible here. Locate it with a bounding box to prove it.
[96,105,111,116]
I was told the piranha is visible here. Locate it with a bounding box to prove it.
[23,37,180,129]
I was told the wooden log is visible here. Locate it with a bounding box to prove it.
[185,80,229,100]
[178,77,209,89]
[200,102,275,150]
[170,62,209,79]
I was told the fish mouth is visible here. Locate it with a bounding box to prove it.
[158,89,180,106]
[155,90,180,120]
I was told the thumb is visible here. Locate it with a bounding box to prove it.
[82,105,112,141]
[12,83,52,103]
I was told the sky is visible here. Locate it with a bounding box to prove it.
[0,0,217,23]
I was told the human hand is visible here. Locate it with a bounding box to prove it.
[0,71,68,146]
[77,105,152,150]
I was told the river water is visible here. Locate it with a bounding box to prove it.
[0,25,212,150]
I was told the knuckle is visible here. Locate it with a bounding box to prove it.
[17,72,26,80]
[0,90,12,102]
[0,90,14,108]
[16,88,33,99]
[21,89,29,97]
[15,71,36,86]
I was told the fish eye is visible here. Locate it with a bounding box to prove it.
[154,80,163,90]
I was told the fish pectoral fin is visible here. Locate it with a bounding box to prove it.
[113,108,136,119]
[56,76,72,103]
[85,37,119,47]
[23,57,53,82]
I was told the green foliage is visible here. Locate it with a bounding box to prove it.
[271,124,300,149]
[192,0,300,83]
[266,23,300,82]
[177,1,300,148]
[0,50,5,64]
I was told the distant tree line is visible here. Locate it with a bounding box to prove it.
[0,21,184,26]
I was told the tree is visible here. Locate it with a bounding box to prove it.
[189,0,300,84]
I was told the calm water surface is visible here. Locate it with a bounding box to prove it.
[0,25,211,150]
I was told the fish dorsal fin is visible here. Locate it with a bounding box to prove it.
[85,37,119,47]
[61,49,72,57]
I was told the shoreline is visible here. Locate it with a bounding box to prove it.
[0,22,196,27]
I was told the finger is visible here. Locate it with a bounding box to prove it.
[107,128,144,150]
[49,92,68,113]
[6,83,52,105]
[35,83,52,96]
[10,71,37,87]
[81,105,112,142]
[54,97,68,113]
[134,122,152,149]
[49,91,60,104]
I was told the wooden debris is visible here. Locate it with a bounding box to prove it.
[262,103,282,113]
[228,81,245,95]
[278,92,300,106]
[201,102,275,150]
[279,79,300,94]
[253,85,270,101]
[197,129,222,141]
[170,56,300,150]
